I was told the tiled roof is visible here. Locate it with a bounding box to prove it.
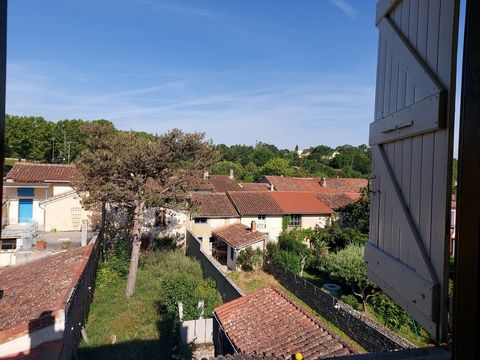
[0,246,92,337]
[240,183,270,192]
[212,355,283,360]
[215,287,355,360]
[270,192,333,215]
[5,163,81,183]
[210,175,243,192]
[227,192,283,216]
[212,223,267,249]
[40,189,78,205]
[315,193,361,210]
[192,193,239,218]
[260,176,367,194]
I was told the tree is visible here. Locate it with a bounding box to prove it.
[339,187,370,234]
[75,128,218,297]
[262,157,293,176]
[236,247,263,271]
[327,245,377,311]
[211,160,245,179]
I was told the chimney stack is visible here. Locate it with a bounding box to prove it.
[270,184,274,191]
[204,171,209,180]
[229,169,234,179]
[320,177,327,187]
[251,220,257,232]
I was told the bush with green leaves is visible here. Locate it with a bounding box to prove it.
[327,244,377,312]
[278,230,309,256]
[236,247,263,271]
[143,251,222,321]
[310,223,368,253]
[368,292,411,330]
[341,294,362,311]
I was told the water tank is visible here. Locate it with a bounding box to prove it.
[321,283,341,298]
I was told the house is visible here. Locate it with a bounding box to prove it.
[269,191,333,230]
[211,222,267,271]
[226,191,284,240]
[3,163,88,232]
[190,192,240,251]
[213,287,355,359]
[258,176,366,212]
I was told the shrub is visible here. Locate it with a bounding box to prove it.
[158,272,222,320]
[369,292,411,330]
[96,265,121,288]
[236,247,263,271]
[278,230,310,255]
[310,224,368,252]
[270,250,302,274]
[327,245,377,311]
[341,294,362,311]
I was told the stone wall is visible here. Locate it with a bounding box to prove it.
[264,262,414,352]
[60,233,102,359]
[186,230,244,303]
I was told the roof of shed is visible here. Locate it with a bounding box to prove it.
[5,163,81,183]
[215,287,355,359]
[191,192,239,218]
[270,192,333,215]
[0,245,93,338]
[227,192,283,216]
[212,223,266,249]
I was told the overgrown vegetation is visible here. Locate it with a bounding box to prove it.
[79,247,222,359]
[236,247,263,271]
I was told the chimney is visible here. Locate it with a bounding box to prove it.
[229,169,234,179]
[204,171,209,180]
[251,220,257,232]
[320,177,327,187]
[270,184,274,191]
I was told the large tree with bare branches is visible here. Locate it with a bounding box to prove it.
[75,124,218,297]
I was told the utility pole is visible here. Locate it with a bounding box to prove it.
[67,142,71,164]
[62,127,67,162]
[51,138,55,163]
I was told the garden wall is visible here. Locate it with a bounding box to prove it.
[186,230,244,302]
[60,233,102,359]
[264,261,414,352]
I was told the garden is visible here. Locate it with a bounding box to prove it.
[77,244,222,359]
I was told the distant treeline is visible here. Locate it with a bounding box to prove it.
[4,115,371,180]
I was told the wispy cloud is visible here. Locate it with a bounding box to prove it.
[6,61,374,149]
[131,0,233,20]
[329,0,357,19]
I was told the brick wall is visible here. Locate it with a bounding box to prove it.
[264,262,414,352]
[59,233,102,359]
[186,230,243,303]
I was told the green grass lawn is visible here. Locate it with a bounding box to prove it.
[78,250,221,359]
[77,263,178,359]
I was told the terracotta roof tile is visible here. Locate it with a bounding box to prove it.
[227,192,283,216]
[192,193,239,218]
[270,192,333,215]
[6,163,81,183]
[315,193,361,210]
[215,287,355,360]
[0,246,92,335]
[212,223,266,249]
[261,176,366,194]
[210,176,243,192]
[239,183,270,192]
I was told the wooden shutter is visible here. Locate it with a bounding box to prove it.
[366,0,459,341]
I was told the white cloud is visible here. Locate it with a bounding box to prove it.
[329,0,357,19]
[6,61,374,149]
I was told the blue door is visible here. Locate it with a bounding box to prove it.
[18,199,33,223]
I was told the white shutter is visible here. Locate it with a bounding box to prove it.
[366,0,459,341]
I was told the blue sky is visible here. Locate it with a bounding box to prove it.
[5,1,406,148]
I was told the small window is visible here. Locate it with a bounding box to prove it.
[0,239,16,250]
[198,237,203,242]
[17,188,34,197]
[258,215,266,220]
[230,247,235,261]
[289,214,301,227]
[194,217,207,224]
